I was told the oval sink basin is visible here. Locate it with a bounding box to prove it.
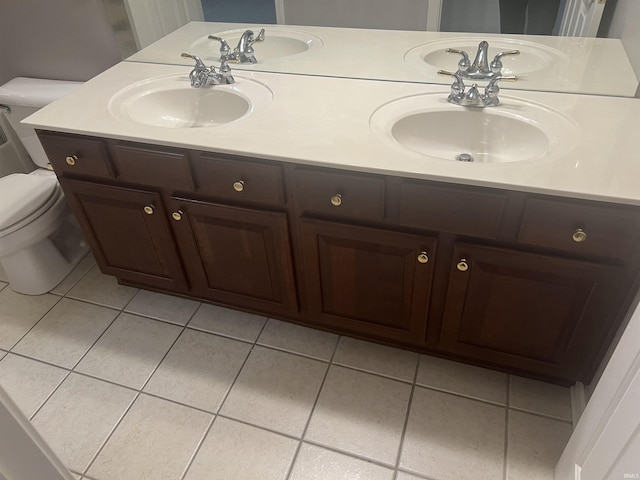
[109,75,273,128]
[370,93,579,164]
[405,37,569,76]
[190,28,323,62]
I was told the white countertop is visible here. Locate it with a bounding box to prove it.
[23,61,640,206]
[127,22,639,97]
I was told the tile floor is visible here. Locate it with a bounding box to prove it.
[0,255,574,480]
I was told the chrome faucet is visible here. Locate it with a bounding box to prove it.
[181,53,234,87]
[438,70,517,107]
[208,28,266,64]
[447,41,520,81]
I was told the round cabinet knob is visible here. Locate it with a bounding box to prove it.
[233,180,245,192]
[143,205,155,215]
[65,155,78,166]
[417,252,429,264]
[572,228,587,243]
[172,210,183,221]
[457,258,469,272]
[330,194,342,207]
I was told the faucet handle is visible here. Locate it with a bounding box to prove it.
[181,52,205,66]
[254,28,266,43]
[483,75,518,106]
[438,70,466,99]
[490,50,520,74]
[447,48,470,72]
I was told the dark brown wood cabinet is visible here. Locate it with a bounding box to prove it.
[42,130,640,384]
[300,218,436,345]
[166,196,298,317]
[58,178,189,291]
[439,242,625,380]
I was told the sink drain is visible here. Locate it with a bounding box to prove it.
[456,153,474,162]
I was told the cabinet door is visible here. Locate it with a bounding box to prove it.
[300,218,436,345]
[440,242,624,382]
[58,178,188,291]
[167,197,298,316]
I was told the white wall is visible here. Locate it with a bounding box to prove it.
[607,0,640,96]
[0,0,122,85]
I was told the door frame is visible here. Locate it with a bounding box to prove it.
[555,292,640,479]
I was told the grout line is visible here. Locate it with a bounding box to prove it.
[503,375,511,480]
[178,415,218,480]
[51,253,96,297]
[283,335,339,480]
[392,354,421,479]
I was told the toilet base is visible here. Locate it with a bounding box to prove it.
[1,237,88,295]
[0,207,89,295]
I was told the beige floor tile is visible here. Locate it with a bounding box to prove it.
[66,265,137,309]
[0,281,7,291]
[50,253,96,296]
[400,387,505,480]
[12,298,117,368]
[75,313,181,389]
[31,373,136,473]
[0,288,59,350]
[220,346,327,437]
[416,355,508,405]
[0,353,68,418]
[506,410,572,480]
[125,289,200,326]
[0,350,6,360]
[258,319,338,361]
[510,376,572,421]
[289,443,394,480]
[333,337,419,382]
[87,394,211,480]
[185,417,298,480]
[306,365,412,465]
[144,329,251,412]
[189,303,266,342]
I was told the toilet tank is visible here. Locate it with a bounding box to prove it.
[0,78,82,168]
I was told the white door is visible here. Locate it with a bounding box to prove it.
[555,296,640,480]
[559,0,606,37]
[0,386,74,480]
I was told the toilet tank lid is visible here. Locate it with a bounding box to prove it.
[0,173,58,230]
[0,77,82,108]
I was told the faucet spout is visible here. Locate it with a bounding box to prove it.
[470,41,490,75]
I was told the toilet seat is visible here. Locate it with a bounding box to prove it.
[0,173,61,235]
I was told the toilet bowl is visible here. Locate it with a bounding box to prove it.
[0,77,88,295]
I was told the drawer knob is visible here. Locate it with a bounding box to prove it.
[233,180,245,192]
[172,210,183,221]
[330,194,342,207]
[457,258,469,272]
[65,155,78,166]
[417,252,429,264]
[572,228,587,243]
[143,205,155,215]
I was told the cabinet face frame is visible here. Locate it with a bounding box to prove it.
[43,131,640,384]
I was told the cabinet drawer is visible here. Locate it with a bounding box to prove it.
[399,181,505,239]
[112,143,194,191]
[518,198,640,259]
[39,132,114,179]
[294,168,385,221]
[193,154,285,206]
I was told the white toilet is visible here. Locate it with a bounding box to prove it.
[0,77,88,295]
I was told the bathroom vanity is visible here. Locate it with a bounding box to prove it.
[23,30,640,385]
